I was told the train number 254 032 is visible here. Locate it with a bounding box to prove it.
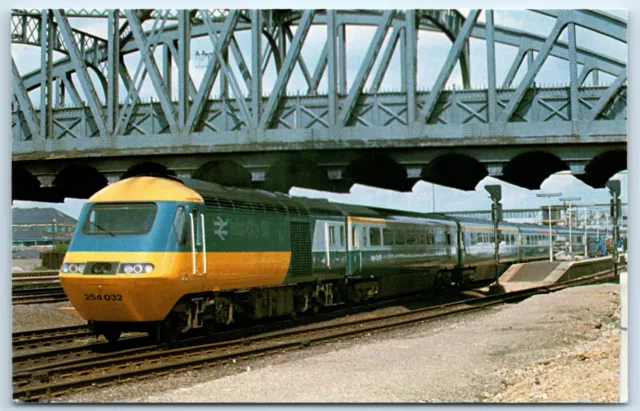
[84,293,123,301]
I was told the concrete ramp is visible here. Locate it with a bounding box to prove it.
[493,257,614,293]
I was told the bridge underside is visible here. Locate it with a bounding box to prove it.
[13,143,627,202]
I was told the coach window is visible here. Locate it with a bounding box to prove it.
[395,230,406,245]
[406,230,417,245]
[383,228,393,246]
[352,226,358,247]
[173,206,189,246]
[370,227,381,246]
[445,231,452,245]
[340,226,345,246]
[426,228,434,245]
[329,226,336,246]
[361,226,369,247]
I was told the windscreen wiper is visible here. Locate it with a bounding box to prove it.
[87,221,116,237]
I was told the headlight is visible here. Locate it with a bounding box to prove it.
[62,263,85,274]
[119,263,154,274]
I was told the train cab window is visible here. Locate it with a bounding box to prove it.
[340,226,345,246]
[361,226,368,247]
[383,228,393,246]
[173,206,189,246]
[370,227,381,246]
[328,226,336,246]
[83,202,158,235]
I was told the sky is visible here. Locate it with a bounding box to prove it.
[10,5,629,221]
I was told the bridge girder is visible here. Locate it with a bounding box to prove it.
[11,9,627,199]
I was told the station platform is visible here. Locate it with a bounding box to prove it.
[490,257,615,293]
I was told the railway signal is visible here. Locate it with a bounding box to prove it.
[485,185,502,293]
[606,180,621,278]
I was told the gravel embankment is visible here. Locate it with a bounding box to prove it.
[12,302,85,333]
[36,282,620,403]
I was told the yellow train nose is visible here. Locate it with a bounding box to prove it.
[59,274,181,322]
[59,275,142,322]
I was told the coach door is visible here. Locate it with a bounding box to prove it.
[347,222,362,275]
[188,209,207,286]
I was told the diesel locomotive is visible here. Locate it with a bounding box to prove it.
[58,176,599,342]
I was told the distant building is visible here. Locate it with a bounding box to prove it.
[12,208,77,246]
[444,203,627,233]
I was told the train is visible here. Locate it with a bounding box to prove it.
[58,176,603,342]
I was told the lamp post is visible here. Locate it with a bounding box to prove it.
[560,197,581,256]
[52,218,57,248]
[583,206,588,258]
[537,192,562,261]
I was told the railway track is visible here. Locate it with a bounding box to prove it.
[13,326,93,351]
[12,283,67,305]
[12,270,59,279]
[11,285,478,367]
[12,269,617,402]
[12,271,67,305]
[12,293,68,305]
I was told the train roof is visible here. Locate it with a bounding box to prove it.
[180,178,346,217]
[90,177,204,203]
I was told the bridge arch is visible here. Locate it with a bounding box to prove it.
[264,157,331,193]
[500,152,569,189]
[193,160,252,187]
[121,161,176,180]
[12,165,41,201]
[53,164,108,198]
[576,149,627,188]
[343,155,411,192]
[421,153,487,191]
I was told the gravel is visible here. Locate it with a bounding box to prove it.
[12,302,85,333]
[37,281,620,403]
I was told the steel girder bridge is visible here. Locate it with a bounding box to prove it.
[11,9,627,201]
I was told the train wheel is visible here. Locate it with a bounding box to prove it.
[103,329,121,344]
[204,321,216,336]
[159,316,182,343]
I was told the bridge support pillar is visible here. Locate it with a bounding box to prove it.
[568,160,588,175]
[486,163,505,178]
[37,175,55,188]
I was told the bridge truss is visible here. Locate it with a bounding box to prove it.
[10,9,627,200]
